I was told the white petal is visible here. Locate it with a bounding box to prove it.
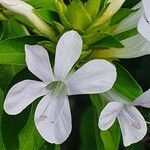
[109,34,150,58]
[34,90,72,144]
[142,0,150,22]
[138,15,150,41]
[25,45,54,83]
[132,89,150,108]
[65,60,117,95]
[98,102,123,130]
[4,80,47,115]
[118,106,147,147]
[0,0,33,16]
[115,2,142,33]
[54,30,83,80]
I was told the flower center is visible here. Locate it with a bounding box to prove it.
[46,81,67,93]
[39,81,67,122]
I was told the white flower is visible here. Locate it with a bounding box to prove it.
[115,0,150,42]
[138,0,150,41]
[0,0,55,39]
[91,2,150,59]
[115,2,143,33]
[4,30,117,144]
[99,90,150,146]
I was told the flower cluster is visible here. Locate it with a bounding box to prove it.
[1,0,150,148]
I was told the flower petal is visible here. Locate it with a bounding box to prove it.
[4,80,47,115]
[142,0,150,22]
[132,89,150,108]
[65,60,117,95]
[98,102,123,130]
[118,106,147,147]
[25,45,54,83]
[138,15,150,41]
[108,34,150,58]
[115,2,142,33]
[34,90,72,144]
[54,30,83,80]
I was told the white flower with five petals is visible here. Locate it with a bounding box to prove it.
[99,90,150,146]
[4,30,117,144]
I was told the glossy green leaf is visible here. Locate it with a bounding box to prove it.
[0,36,46,65]
[91,35,124,49]
[19,105,45,150]
[0,65,24,90]
[100,122,120,150]
[35,8,59,24]
[26,0,56,11]
[114,63,143,101]
[100,0,107,10]
[110,8,136,25]
[115,28,138,41]
[90,94,121,150]
[80,107,97,150]
[66,0,91,31]
[2,19,28,40]
[86,0,100,19]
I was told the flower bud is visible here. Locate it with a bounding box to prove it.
[0,0,56,40]
[92,0,125,28]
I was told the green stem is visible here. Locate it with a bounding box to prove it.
[55,145,61,150]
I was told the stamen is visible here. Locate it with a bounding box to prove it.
[146,19,150,24]
[39,115,48,121]
[131,122,141,130]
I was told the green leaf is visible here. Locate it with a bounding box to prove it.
[26,0,56,11]
[0,88,5,150]
[114,63,143,101]
[0,36,46,65]
[2,106,31,150]
[35,8,59,24]
[115,28,138,41]
[100,0,107,10]
[86,0,100,19]
[91,35,124,49]
[90,94,121,150]
[1,19,28,40]
[19,105,45,150]
[66,0,91,31]
[0,65,24,90]
[110,8,136,25]
[100,122,120,150]
[80,107,97,150]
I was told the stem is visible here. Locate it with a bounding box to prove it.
[55,145,61,150]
